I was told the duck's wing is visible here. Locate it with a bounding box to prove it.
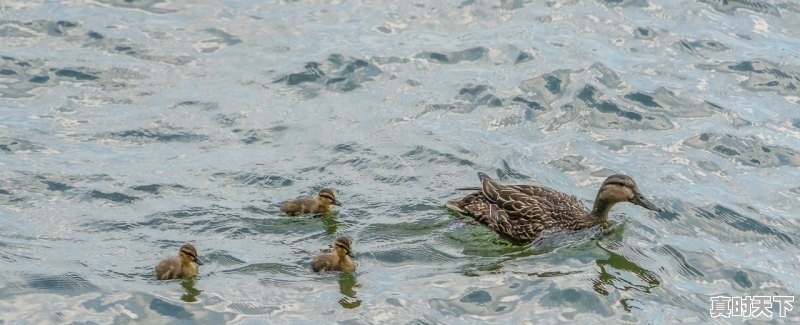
[448,173,591,242]
[311,255,332,272]
[448,191,543,243]
[478,173,589,227]
[504,184,559,196]
[505,184,589,223]
[446,192,513,236]
[156,258,178,280]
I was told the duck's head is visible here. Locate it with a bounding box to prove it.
[179,244,203,266]
[333,236,354,258]
[597,174,661,212]
[318,188,342,207]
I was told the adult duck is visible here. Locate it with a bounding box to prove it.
[446,173,661,243]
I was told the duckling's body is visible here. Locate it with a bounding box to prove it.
[281,197,328,215]
[311,237,355,273]
[281,188,341,216]
[447,173,661,244]
[156,244,203,280]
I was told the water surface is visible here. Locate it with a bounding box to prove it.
[1,0,800,324]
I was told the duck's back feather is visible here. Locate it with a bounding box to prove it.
[281,197,319,216]
[311,255,335,272]
[156,258,178,280]
[448,173,592,243]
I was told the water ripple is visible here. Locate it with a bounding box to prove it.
[274,54,383,96]
[4,272,97,296]
[415,47,489,64]
[699,0,781,16]
[685,132,800,167]
[2,0,799,322]
[699,59,800,97]
[100,128,209,144]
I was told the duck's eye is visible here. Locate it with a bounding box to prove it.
[605,181,627,188]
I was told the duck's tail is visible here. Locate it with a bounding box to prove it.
[445,199,468,214]
[448,172,492,213]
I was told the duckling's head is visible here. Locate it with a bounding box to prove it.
[318,188,342,207]
[597,174,661,212]
[333,236,353,258]
[179,244,204,266]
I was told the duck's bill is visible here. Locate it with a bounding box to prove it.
[333,199,342,206]
[194,258,204,265]
[347,251,355,258]
[632,194,661,212]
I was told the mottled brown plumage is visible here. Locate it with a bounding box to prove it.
[447,172,661,243]
[281,188,341,216]
[155,244,203,280]
[311,237,355,273]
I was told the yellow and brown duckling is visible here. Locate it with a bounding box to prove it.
[155,244,203,280]
[311,236,356,273]
[447,172,661,244]
[281,188,341,216]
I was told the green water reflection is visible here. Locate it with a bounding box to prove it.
[337,273,361,309]
[593,244,660,295]
[180,277,202,303]
[320,214,340,235]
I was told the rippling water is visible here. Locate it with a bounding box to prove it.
[2,0,800,323]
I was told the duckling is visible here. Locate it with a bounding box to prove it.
[311,237,356,273]
[281,188,341,216]
[156,244,204,280]
[447,173,661,244]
